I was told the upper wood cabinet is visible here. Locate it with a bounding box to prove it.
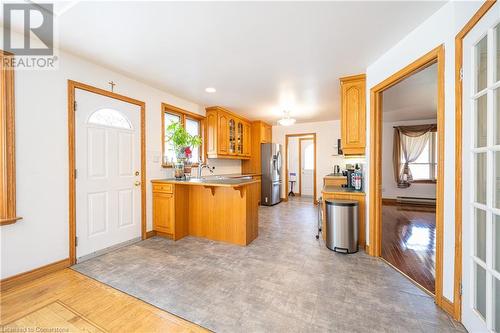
[205,106,251,160]
[242,121,272,174]
[340,74,366,155]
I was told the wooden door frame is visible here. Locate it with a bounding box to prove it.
[67,80,146,265]
[368,45,445,307]
[298,137,314,196]
[284,133,316,203]
[454,0,497,321]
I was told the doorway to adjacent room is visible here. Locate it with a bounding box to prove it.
[285,133,317,204]
[369,45,445,305]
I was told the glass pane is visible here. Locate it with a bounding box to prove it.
[476,35,488,93]
[475,153,487,204]
[185,118,200,164]
[88,108,132,129]
[496,88,500,145]
[408,164,430,180]
[475,263,487,319]
[475,94,488,148]
[475,208,487,262]
[164,113,181,165]
[495,277,500,333]
[496,152,500,209]
[495,214,500,273]
[414,141,430,163]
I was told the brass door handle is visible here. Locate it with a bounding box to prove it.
[134,181,141,186]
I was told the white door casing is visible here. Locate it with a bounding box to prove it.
[75,89,142,261]
[462,3,500,332]
[300,139,314,196]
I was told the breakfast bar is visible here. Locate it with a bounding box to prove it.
[151,177,260,246]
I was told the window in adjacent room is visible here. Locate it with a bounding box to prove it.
[401,131,437,182]
[162,103,204,167]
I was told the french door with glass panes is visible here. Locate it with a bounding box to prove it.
[462,3,500,332]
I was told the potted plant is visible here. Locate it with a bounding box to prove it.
[165,122,202,179]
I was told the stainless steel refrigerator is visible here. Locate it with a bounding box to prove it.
[261,143,282,206]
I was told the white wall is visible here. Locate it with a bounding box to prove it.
[382,119,437,199]
[365,1,484,301]
[272,120,345,200]
[0,32,240,279]
[287,137,300,192]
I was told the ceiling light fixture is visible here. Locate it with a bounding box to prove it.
[278,110,296,126]
[205,87,216,93]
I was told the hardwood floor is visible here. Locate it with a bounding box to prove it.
[381,203,436,294]
[0,269,207,333]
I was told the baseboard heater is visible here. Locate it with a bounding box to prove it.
[396,196,436,206]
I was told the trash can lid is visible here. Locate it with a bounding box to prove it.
[325,199,358,207]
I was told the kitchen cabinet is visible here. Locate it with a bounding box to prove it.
[242,120,272,174]
[323,176,347,187]
[153,192,174,234]
[340,74,366,155]
[152,183,188,240]
[205,106,251,159]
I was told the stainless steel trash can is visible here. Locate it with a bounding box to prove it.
[325,199,358,253]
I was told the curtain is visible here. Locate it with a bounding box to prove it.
[393,124,437,188]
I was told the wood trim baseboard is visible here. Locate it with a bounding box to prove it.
[381,198,398,206]
[145,230,157,239]
[0,258,70,291]
[453,0,497,322]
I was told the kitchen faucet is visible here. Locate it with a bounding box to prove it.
[197,159,215,178]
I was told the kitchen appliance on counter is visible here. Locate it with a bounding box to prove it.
[261,143,282,206]
[342,164,363,190]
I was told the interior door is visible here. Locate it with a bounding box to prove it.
[75,89,141,261]
[462,4,500,332]
[300,139,314,196]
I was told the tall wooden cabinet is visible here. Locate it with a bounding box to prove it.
[340,74,366,155]
[242,121,272,174]
[205,106,251,159]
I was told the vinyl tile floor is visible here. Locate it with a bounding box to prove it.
[73,199,465,333]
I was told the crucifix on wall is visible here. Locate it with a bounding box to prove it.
[108,81,116,92]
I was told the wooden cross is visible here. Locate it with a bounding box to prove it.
[108,81,116,92]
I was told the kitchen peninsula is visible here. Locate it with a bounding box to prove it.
[151,177,260,246]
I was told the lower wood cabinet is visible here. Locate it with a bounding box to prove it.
[152,192,174,234]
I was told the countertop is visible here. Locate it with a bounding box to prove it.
[151,177,260,188]
[322,185,365,195]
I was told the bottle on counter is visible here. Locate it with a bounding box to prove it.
[354,164,362,191]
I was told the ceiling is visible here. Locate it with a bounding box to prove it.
[382,63,437,122]
[6,1,445,124]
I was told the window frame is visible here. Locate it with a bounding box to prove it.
[161,103,205,168]
[1,50,21,225]
[402,131,438,184]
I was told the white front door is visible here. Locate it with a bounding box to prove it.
[75,89,141,261]
[300,139,314,196]
[462,3,500,332]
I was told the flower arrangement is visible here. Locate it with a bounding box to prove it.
[165,122,202,160]
[165,122,202,178]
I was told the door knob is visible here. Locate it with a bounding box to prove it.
[134,181,141,186]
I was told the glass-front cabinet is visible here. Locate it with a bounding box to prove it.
[205,106,251,160]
